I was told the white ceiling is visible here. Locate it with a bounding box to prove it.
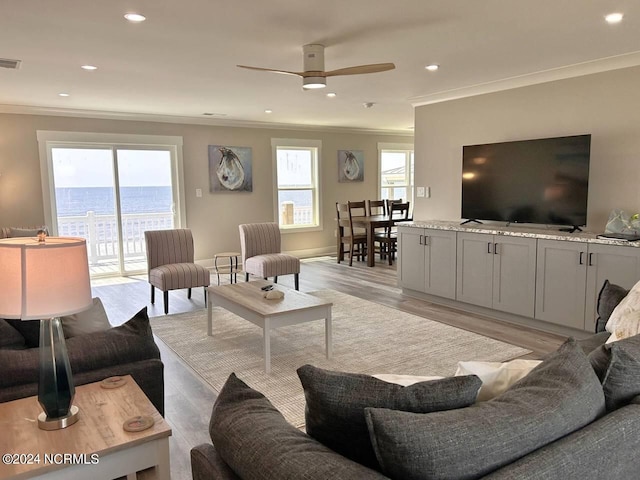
[1,0,639,133]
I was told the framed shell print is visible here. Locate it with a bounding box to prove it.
[209,145,253,192]
[338,150,364,182]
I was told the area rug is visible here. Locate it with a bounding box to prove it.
[150,290,530,426]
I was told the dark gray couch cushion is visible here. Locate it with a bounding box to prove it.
[297,364,481,470]
[588,333,640,411]
[0,319,26,349]
[210,373,389,480]
[5,319,40,347]
[596,280,628,333]
[365,338,606,480]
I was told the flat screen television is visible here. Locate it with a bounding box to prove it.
[461,134,591,227]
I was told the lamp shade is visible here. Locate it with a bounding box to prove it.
[0,237,92,320]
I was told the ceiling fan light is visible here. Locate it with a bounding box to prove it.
[303,76,326,89]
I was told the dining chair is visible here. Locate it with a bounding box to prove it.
[239,222,300,289]
[367,199,387,216]
[144,228,211,314]
[374,202,411,265]
[348,200,368,236]
[336,202,367,266]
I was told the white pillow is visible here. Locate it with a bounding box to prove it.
[454,359,542,401]
[605,279,640,343]
[61,297,111,337]
[372,374,445,387]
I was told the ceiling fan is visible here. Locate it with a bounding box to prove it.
[237,44,395,90]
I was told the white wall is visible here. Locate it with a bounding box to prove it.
[0,113,411,259]
[413,65,640,231]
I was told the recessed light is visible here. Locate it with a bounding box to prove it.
[124,13,146,22]
[425,64,439,71]
[58,93,70,97]
[264,109,273,114]
[81,65,97,71]
[605,12,624,23]
[326,92,337,98]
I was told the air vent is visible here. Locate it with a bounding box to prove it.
[0,58,21,69]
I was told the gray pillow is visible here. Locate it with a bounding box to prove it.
[297,364,481,471]
[5,319,40,347]
[209,373,388,480]
[0,319,26,349]
[61,297,111,337]
[8,227,48,238]
[588,333,640,411]
[596,280,629,333]
[365,338,606,480]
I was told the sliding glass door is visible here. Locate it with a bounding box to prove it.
[49,145,178,277]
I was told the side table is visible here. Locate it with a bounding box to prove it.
[0,375,171,480]
[213,251,242,285]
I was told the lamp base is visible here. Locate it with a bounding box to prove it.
[37,405,79,430]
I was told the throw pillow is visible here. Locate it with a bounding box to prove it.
[8,226,48,238]
[454,359,542,401]
[365,338,605,480]
[588,333,640,411]
[596,280,629,333]
[209,373,388,480]
[605,278,640,343]
[297,364,482,471]
[0,319,26,349]
[5,319,40,347]
[61,297,111,337]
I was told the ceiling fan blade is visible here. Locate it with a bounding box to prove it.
[324,63,396,77]
[237,65,303,77]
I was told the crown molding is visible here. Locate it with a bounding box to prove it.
[410,50,640,107]
[0,104,413,137]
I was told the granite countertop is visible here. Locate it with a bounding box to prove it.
[397,220,640,247]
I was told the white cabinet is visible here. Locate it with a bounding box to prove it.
[583,244,640,331]
[457,232,537,317]
[535,240,587,330]
[535,241,640,331]
[398,227,457,299]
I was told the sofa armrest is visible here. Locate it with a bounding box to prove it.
[482,402,640,479]
[191,444,241,480]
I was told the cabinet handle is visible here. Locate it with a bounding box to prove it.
[494,243,499,255]
[424,236,430,246]
[419,235,423,245]
[579,251,584,265]
[487,242,492,254]
[588,253,594,266]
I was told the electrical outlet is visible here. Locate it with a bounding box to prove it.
[195,188,202,198]
[416,186,426,198]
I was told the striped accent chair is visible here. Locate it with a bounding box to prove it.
[239,223,300,290]
[144,229,210,314]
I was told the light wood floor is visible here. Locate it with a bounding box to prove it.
[93,256,566,480]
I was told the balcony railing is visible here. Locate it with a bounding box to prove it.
[58,211,174,267]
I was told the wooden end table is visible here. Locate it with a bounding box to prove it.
[206,281,333,374]
[0,375,171,480]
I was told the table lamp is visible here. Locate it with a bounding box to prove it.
[0,236,92,430]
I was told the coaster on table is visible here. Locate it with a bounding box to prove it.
[100,376,127,389]
[123,415,155,432]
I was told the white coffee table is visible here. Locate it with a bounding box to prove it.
[207,281,333,374]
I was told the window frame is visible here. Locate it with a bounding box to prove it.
[271,138,322,233]
[378,142,415,207]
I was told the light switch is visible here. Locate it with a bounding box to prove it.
[425,186,431,198]
[416,186,426,198]
[195,188,203,198]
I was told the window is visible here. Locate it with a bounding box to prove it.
[379,143,414,206]
[272,138,321,231]
[37,131,185,277]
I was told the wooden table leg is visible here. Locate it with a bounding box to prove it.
[367,224,375,267]
[264,318,271,374]
[325,307,332,359]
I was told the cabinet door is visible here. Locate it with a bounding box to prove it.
[584,244,640,331]
[398,227,425,292]
[492,236,537,317]
[456,232,493,308]
[535,240,587,330]
[424,229,457,299]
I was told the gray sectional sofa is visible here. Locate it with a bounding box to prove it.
[0,307,165,415]
[191,281,640,480]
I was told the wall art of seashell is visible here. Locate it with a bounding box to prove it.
[217,147,245,190]
[343,151,360,181]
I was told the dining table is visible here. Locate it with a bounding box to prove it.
[337,214,396,267]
